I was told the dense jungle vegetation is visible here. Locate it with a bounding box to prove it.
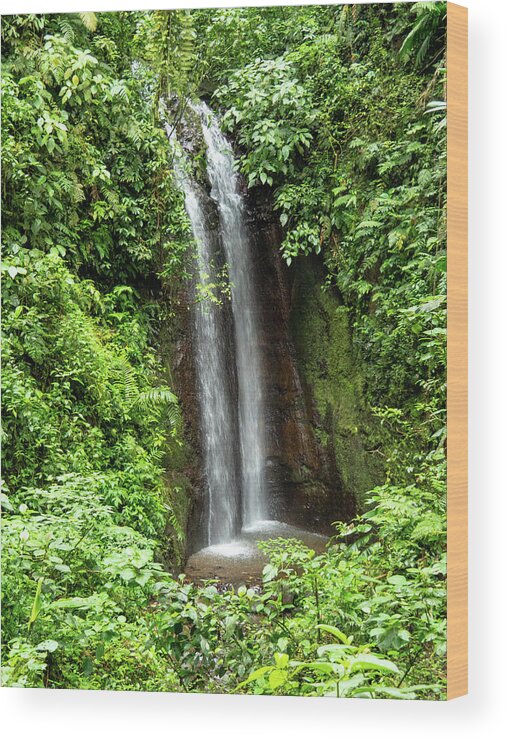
[1,4,447,697]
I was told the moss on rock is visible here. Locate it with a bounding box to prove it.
[289,257,385,511]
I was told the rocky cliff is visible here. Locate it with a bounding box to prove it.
[167,178,383,557]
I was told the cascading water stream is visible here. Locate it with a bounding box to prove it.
[167,128,240,546]
[167,101,267,545]
[193,101,267,528]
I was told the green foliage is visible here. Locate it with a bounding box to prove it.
[218,58,315,187]
[1,251,181,512]
[1,11,191,689]
[78,13,98,34]
[2,470,445,697]
[237,640,424,699]
[1,12,190,281]
[253,471,446,696]
[399,2,447,66]
[132,10,198,109]
[1,473,165,687]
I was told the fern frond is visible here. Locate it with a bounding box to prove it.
[136,387,181,427]
[137,387,177,406]
[167,507,185,543]
[79,12,98,33]
[58,19,75,43]
[110,353,138,408]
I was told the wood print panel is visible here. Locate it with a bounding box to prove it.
[447,1,468,701]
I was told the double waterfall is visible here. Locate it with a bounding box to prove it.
[170,102,266,547]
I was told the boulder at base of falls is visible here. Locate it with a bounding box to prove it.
[184,520,328,586]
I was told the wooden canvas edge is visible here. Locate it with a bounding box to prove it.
[447,1,468,701]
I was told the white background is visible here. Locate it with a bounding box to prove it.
[1,1,506,738]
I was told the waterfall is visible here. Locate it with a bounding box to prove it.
[194,101,267,527]
[168,101,266,545]
[168,131,240,546]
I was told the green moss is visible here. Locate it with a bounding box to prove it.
[289,258,384,510]
[156,303,199,567]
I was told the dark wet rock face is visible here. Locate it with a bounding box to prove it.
[244,188,346,533]
[287,254,385,513]
[171,182,358,558]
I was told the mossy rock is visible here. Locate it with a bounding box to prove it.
[289,256,385,511]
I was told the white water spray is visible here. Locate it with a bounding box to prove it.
[194,101,267,527]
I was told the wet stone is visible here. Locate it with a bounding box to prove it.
[185,520,328,587]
